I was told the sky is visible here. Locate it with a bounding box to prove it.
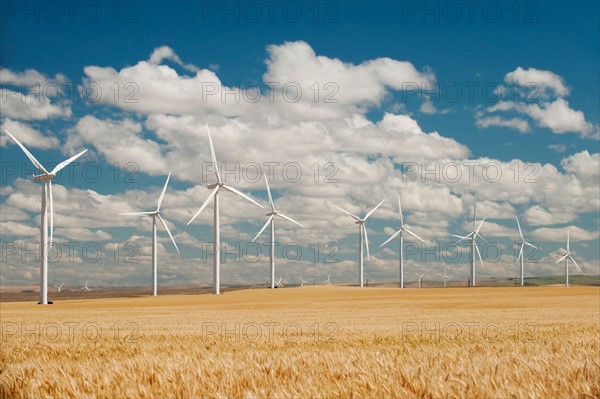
[0,1,599,288]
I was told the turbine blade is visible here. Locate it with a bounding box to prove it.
[4,129,49,174]
[474,242,484,267]
[252,216,273,243]
[332,204,361,221]
[524,241,538,250]
[477,233,489,244]
[206,123,221,183]
[363,224,370,260]
[277,213,304,228]
[187,187,218,225]
[157,214,179,253]
[569,255,582,272]
[515,217,524,241]
[475,217,485,235]
[555,253,568,263]
[119,211,154,216]
[156,172,171,211]
[404,228,427,244]
[221,184,264,208]
[364,199,385,220]
[48,181,53,245]
[50,149,88,175]
[397,194,404,227]
[452,234,468,244]
[517,243,524,262]
[263,172,275,212]
[379,229,401,248]
[567,231,570,251]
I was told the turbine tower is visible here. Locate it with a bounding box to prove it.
[452,203,486,287]
[4,130,87,305]
[187,123,263,294]
[441,272,450,288]
[555,231,581,287]
[333,200,385,287]
[252,173,303,289]
[416,273,424,288]
[380,194,426,288]
[515,216,537,287]
[120,173,180,296]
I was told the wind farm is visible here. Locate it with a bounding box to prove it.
[2,2,598,396]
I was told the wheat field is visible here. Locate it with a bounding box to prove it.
[1,286,598,398]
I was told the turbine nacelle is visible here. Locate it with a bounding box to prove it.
[32,173,56,181]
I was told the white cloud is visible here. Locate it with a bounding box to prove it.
[68,115,168,175]
[560,150,600,186]
[486,99,595,137]
[0,68,67,89]
[523,205,576,226]
[532,226,599,242]
[0,119,60,149]
[504,67,569,97]
[0,89,71,120]
[148,45,200,73]
[476,67,597,138]
[475,116,530,133]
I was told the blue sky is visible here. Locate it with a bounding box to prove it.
[1,1,598,287]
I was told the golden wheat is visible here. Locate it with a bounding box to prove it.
[1,286,598,398]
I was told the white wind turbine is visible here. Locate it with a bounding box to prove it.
[416,273,424,288]
[275,276,284,288]
[4,130,87,305]
[380,194,427,288]
[120,173,180,296]
[299,276,307,287]
[452,204,486,287]
[333,200,385,287]
[555,231,582,287]
[54,283,64,292]
[515,217,537,287]
[80,281,90,291]
[187,123,263,295]
[441,272,450,288]
[324,274,332,285]
[252,173,304,289]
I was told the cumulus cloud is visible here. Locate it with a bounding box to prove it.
[475,115,530,133]
[0,68,67,89]
[148,46,200,73]
[476,67,597,138]
[0,119,60,149]
[504,66,570,97]
[1,89,72,120]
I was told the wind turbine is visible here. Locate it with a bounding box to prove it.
[380,194,427,288]
[452,203,486,287]
[80,281,90,291]
[416,273,424,288]
[4,129,87,305]
[299,276,307,287]
[441,273,450,288]
[119,173,180,296]
[333,200,385,287]
[324,274,332,285]
[53,283,64,293]
[275,276,284,288]
[252,173,304,289]
[515,217,537,287]
[555,231,581,287]
[187,123,263,294]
